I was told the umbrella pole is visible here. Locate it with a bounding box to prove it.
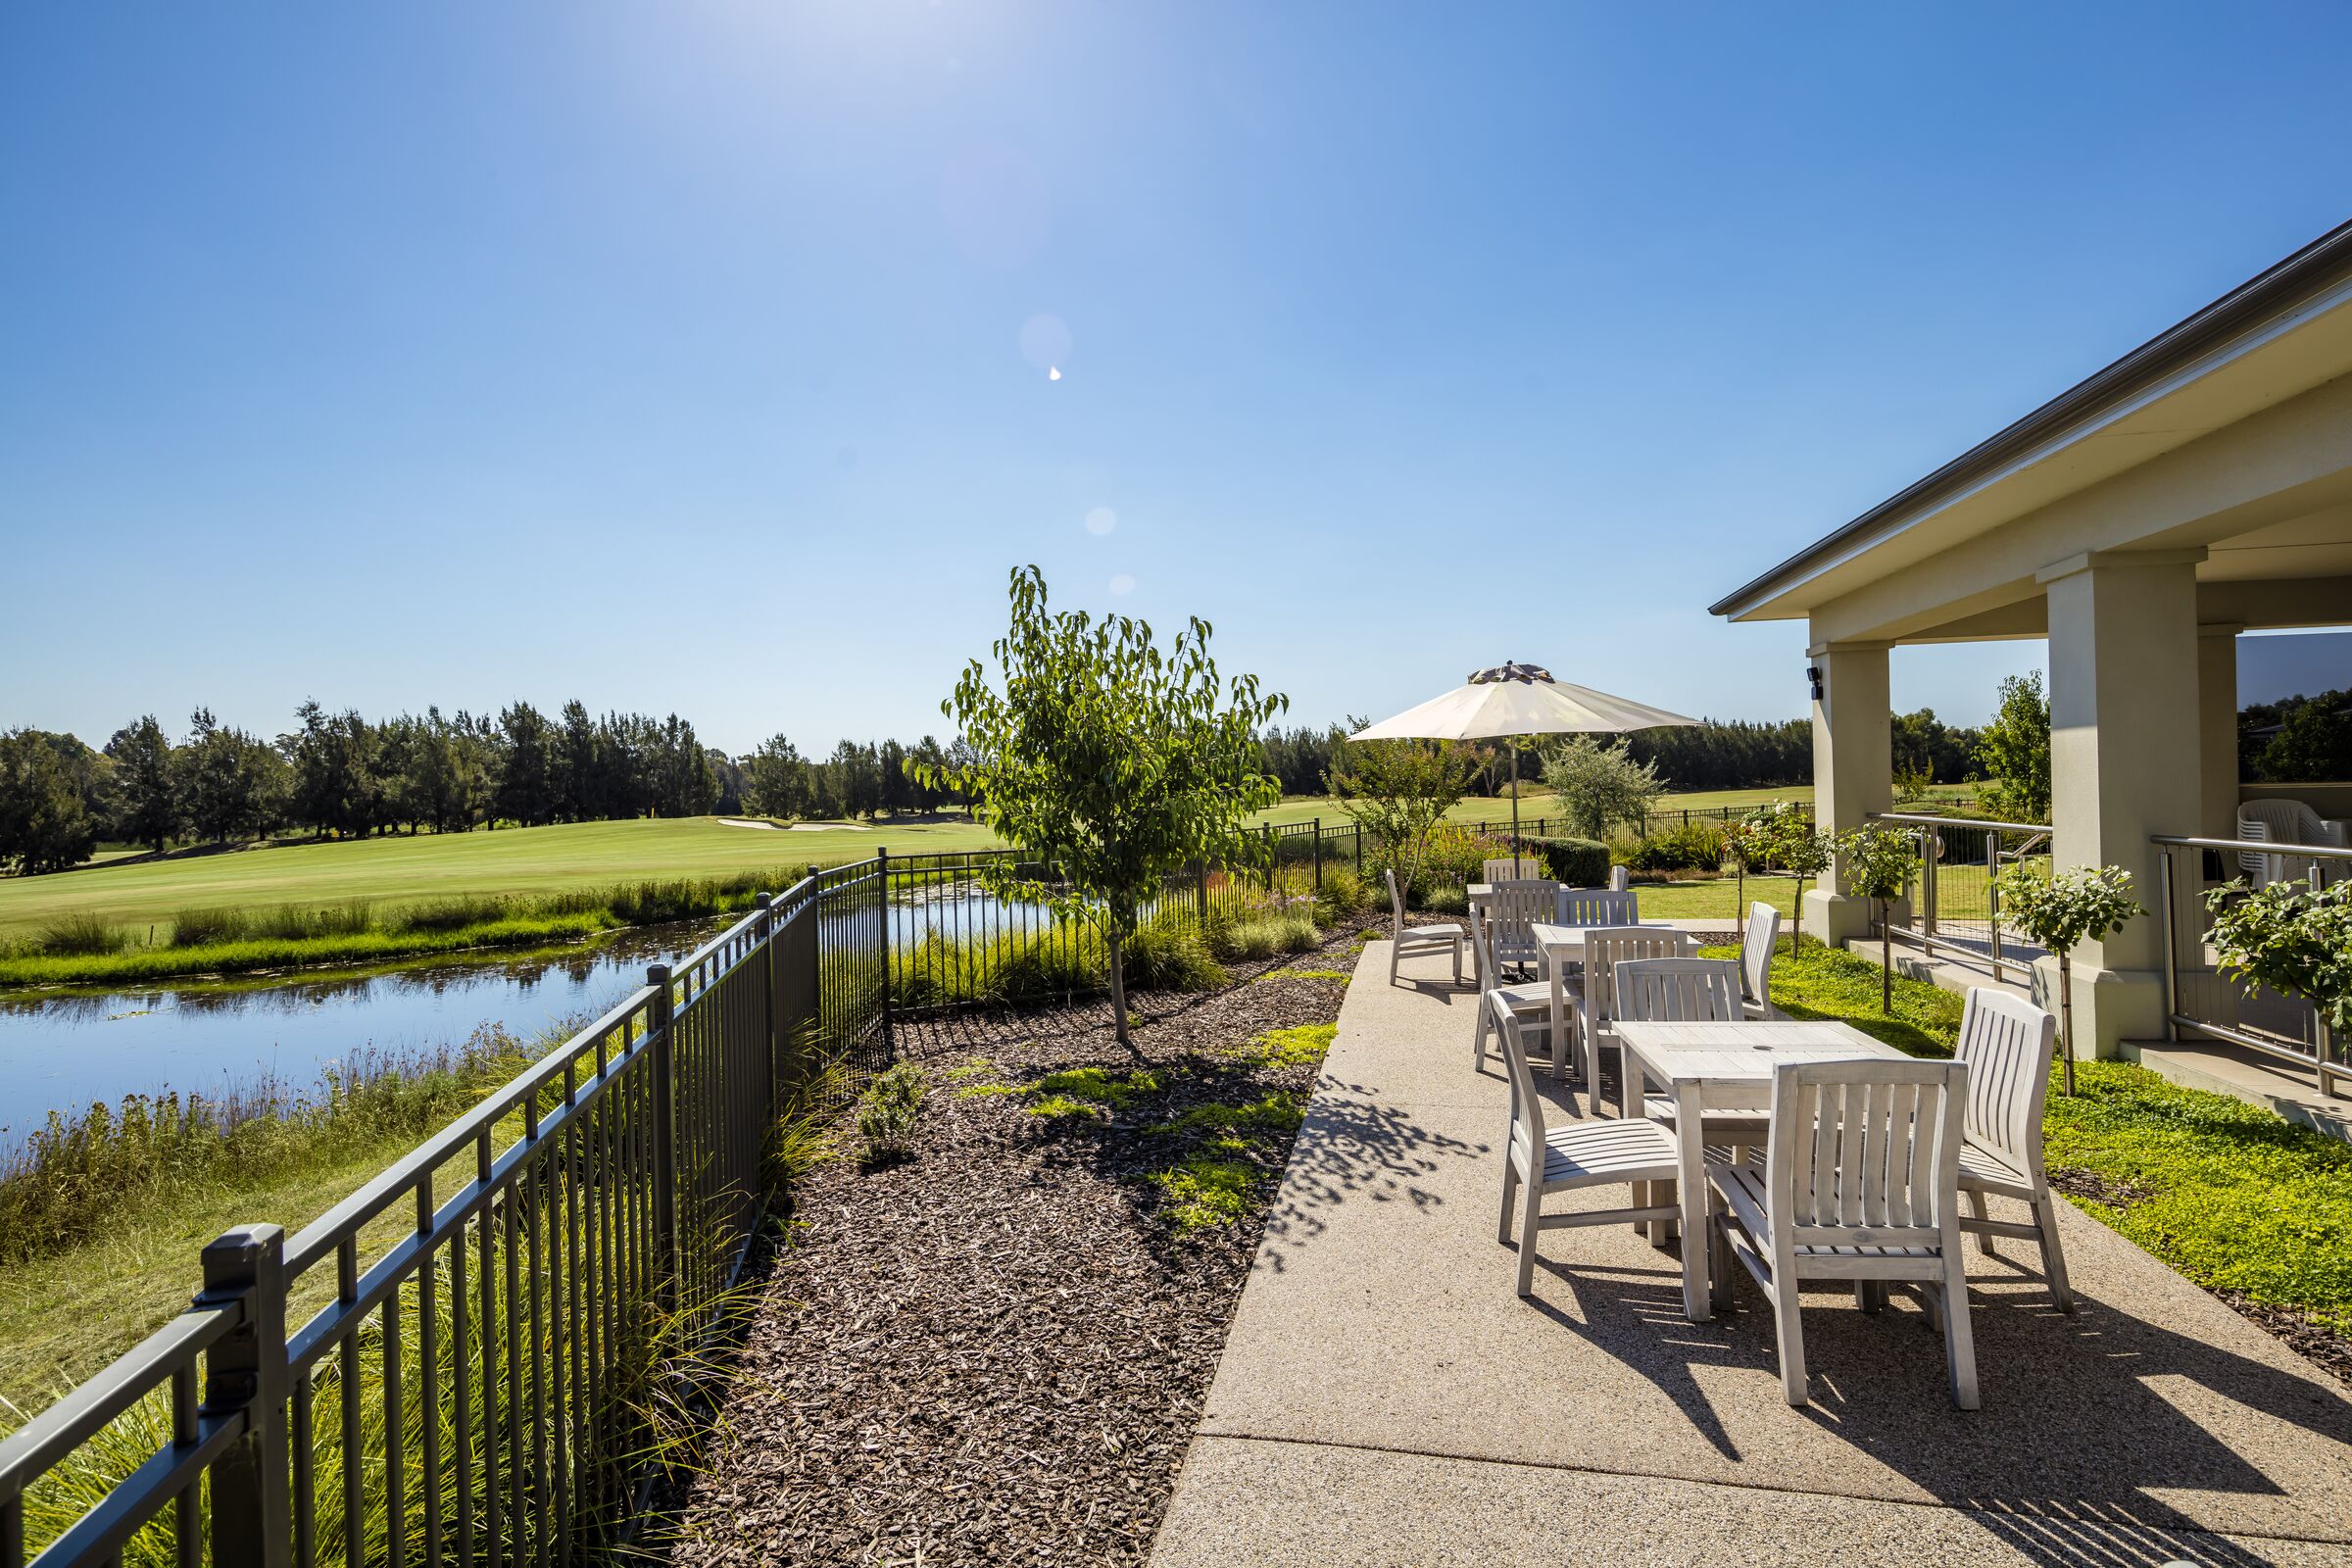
[1511,746,1523,875]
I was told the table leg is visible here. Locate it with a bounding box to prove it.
[1677,1080,1710,1321]
[1548,953,1567,1085]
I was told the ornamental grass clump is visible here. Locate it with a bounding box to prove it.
[1993,862,2146,1095]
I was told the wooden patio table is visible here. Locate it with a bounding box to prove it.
[1610,1018,1901,1323]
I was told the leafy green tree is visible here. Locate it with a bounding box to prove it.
[105,714,180,852]
[1761,804,1832,954]
[175,710,287,845]
[496,702,559,826]
[1976,670,2052,823]
[743,735,811,819]
[919,566,1286,1047]
[2256,695,2352,785]
[2204,878,2352,1049]
[653,713,715,817]
[0,729,100,873]
[1540,735,1662,839]
[1329,727,1482,903]
[558,700,598,822]
[1996,862,2145,1095]
[1836,824,1919,1011]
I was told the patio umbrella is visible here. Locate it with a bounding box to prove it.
[1351,662,1699,875]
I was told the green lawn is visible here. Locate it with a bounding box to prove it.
[1711,942,2352,1343]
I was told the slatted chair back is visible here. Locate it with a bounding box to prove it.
[1613,957,1743,1024]
[1740,903,1781,1005]
[1580,926,1690,1023]
[1765,1058,1967,1251]
[1385,867,1409,932]
[1484,856,1543,884]
[1609,864,1631,893]
[1467,903,1499,988]
[1484,880,1554,967]
[1952,987,2057,1182]
[1557,889,1638,927]
[1490,989,1547,1157]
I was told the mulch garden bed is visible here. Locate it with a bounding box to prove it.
[660,921,1376,1567]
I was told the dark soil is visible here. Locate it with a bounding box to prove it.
[661,922,1372,1567]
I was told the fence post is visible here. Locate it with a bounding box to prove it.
[1352,823,1362,874]
[755,892,777,1111]
[1312,818,1322,891]
[1263,824,1274,891]
[2158,846,2180,1046]
[200,1223,290,1568]
[1984,830,2004,985]
[646,963,679,1302]
[876,847,894,1053]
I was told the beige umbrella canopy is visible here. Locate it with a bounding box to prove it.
[1352,662,1699,873]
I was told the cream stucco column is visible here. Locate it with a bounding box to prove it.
[1803,635,1890,947]
[2199,623,2244,843]
[2036,549,2206,1056]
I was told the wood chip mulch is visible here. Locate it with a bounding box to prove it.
[659,923,1374,1567]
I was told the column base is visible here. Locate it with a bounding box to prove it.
[1800,888,1876,949]
[2029,956,2169,1059]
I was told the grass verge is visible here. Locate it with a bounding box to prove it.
[1707,940,2352,1346]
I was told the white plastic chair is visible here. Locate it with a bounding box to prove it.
[2237,799,2347,888]
[1566,926,1693,1106]
[1385,868,1464,987]
[1707,1056,1979,1409]
[1951,987,2074,1311]
[1491,992,1682,1298]
[1470,907,1555,1074]
[1740,903,1782,1020]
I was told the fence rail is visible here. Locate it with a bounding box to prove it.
[2152,833,2350,1099]
[1866,810,2052,985]
[0,803,1813,1565]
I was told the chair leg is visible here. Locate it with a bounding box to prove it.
[1453,935,1463,985]
[1853,1280,1886,1313]
[1472,1002,1491,1069]
[1515,1176,1543,1298]
[1967,1189,1996,1256]
[1497,1157,1520,1246]
[1389,936,1400,987]
[2033,1190,2077,1313]
[1707,1216,1735,1313]
[1773,1291,1809,1405]
[1940,1268,1981,1410]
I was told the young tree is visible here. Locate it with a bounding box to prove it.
[1836,824,1919,1011]
[1976,670,2052,822]
[1540,736,1661,840]
[1328,733,1481,903]
[1997,863,2145,1095]
[2204,877,2352,1080]
[918,566,1286,1048]
[106,714,180,852]
[1762,804,1832,955]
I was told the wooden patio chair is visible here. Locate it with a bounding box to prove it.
[1483,856,1545,884]
[1740,903,1783,1020]
[1614,956,1767,1170]
[1481,879,1553,979]
[1385,867,1464,987]
[1491,991,1682,1298]
[1557,888,1638,927]
[1470,906,1557,1074]
[1565,926,1692,1106]
[1707,1056,1980,1409]
[1952,987,2074,1312]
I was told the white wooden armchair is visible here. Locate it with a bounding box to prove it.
[1739,903,1782,1020]
[1384,868,1464,987]
[1707,1056,1980,1409]
[1952,987,2074,1311]
[1565,927,1692,1107]
[1470,907,1556,1075]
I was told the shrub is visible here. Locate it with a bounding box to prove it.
[1622,822,1728,874]
[856,1063,925,1163]
[35,912,125,956]
[1121,916,1228,993]
[1526,837,1609,887]
[1311,865,1371,924]
[1367,823,1512,908]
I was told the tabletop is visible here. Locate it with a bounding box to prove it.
[1612,1018,1897,1088]
[1529,920,1679,950]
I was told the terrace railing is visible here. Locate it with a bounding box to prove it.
[2152,833,2351,1099]
[1864,810,2051,985]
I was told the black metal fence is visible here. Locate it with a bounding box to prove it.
[0,804,1801,1566]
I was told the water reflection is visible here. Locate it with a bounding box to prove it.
[0,887,1060,1144]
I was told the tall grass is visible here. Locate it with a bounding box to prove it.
[0,1024,545,1264]
[0,870,791,989]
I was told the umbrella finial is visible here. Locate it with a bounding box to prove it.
[1469,662,1552,685]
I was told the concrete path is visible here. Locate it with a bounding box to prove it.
[1149,940,2352,1567]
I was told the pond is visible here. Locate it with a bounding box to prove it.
[0,885,1059,1148]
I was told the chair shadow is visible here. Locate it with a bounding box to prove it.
[1518,1228,2352,1567]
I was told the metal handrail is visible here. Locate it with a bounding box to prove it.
[2150,833,2352,860]
[1870,808,2055,835]
[1865,810,2052,984]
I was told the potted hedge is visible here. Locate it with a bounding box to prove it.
[1991,863,2146,1095]
[2204,877,2352,1084]
[1837,824,1919,1012]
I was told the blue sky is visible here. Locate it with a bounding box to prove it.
[5,2,2350,754]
